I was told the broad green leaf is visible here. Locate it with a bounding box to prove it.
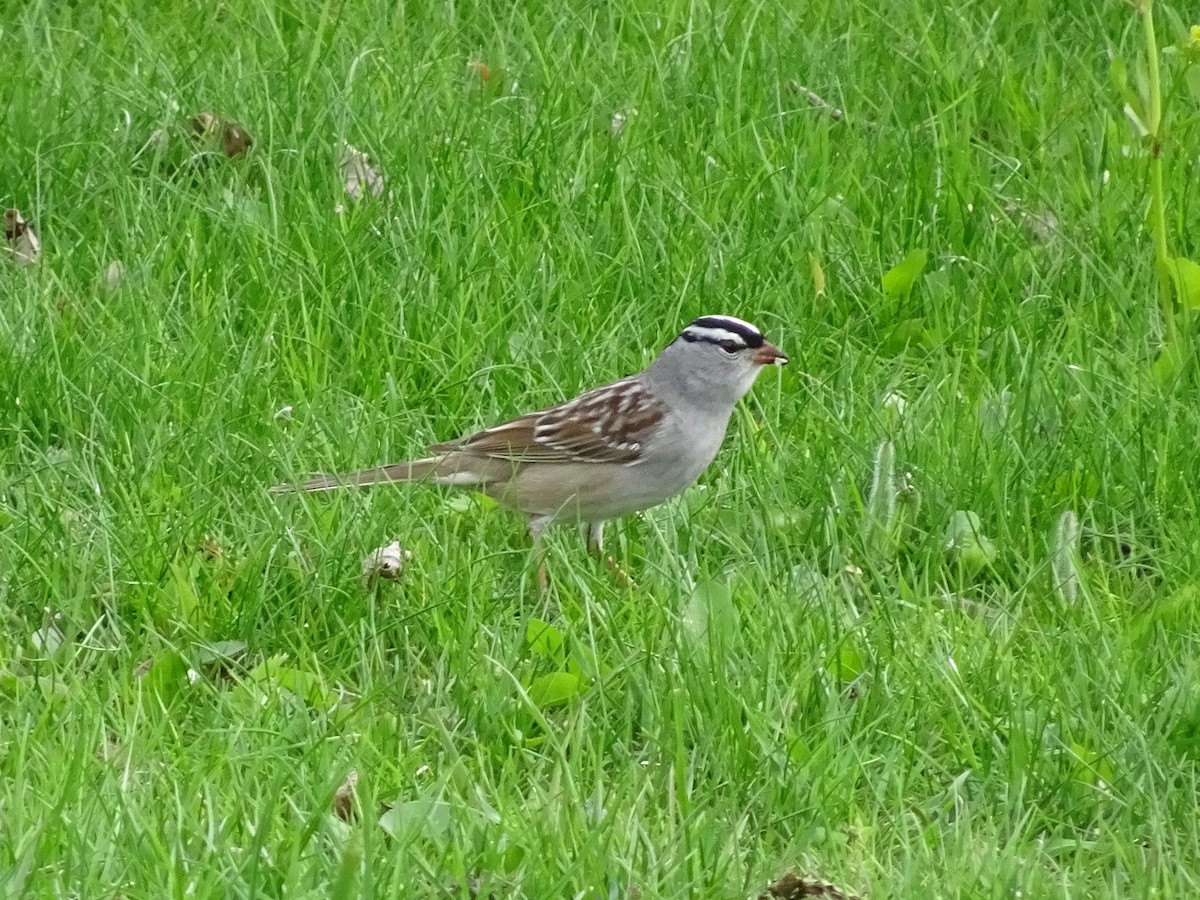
[526,672,581,708]
[445,492,498,513]
[139,650,190,707]
[0,673,71,699]
[809,251,826,296]
[682,580,741,646]
[1110,56,1148,126]
[944,510,997,576]
[1151,342,1184,384]
[239,655,338,710]
[818,194,857,226]
[1166,256,1200,309]
[166,557,202,625]
[329,838,361,900]
[525,619,564,659]
[503,843,526,872]
[1067,741,1115,789]
[828,644,865,683]
[1109,55,1129,98]
[378,799,452,843]
[944,510,984,548]
[1187,67,1200,104]
[193,640,248,668]
[566,643,604,681]
[880,317,931,353]
[882,249,928,297]
[1050,470,1102,504]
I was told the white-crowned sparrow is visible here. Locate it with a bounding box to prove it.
[272,315,787,585]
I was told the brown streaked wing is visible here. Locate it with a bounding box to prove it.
[428,378,665,465]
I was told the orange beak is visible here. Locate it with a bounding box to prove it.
[752,342,788,366]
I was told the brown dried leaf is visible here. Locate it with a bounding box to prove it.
[1003,201,1059,244]
[221,123,253,159]
[338,140,385,201]
[468,60,492,82]
[4,209,41,266]
[190,112,253,159]
[190,112,219,139]
[333,769,359,822]
[786,82,844,120]
[759,872,861,900]
[96,732,124,763]
[362,540,410,584]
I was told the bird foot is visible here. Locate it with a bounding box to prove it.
[603,555,638,589]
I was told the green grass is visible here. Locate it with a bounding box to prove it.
[3,0,1200,896]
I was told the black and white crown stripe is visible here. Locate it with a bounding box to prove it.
[678,315,765,351]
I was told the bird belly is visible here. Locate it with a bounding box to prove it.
[488,447,718,525]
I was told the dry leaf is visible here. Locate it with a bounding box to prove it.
[362,540,411,583]
[786,82,844,120]
[468,60,492,82]
[96,733,124,763]
[759,872,861,900]
[338,140,385,202]
[190,112,253,159]
[1003,201,1059,243]
[220,123,253,159]
[4,209,41,266]
[333,769,359,822]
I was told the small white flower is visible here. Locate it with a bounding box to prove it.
[104,260,125,289]
[611,107,638,135]
[882,391,907,418]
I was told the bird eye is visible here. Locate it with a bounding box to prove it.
[717,340,741,355]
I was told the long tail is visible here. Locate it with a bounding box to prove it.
[270,458,445,494]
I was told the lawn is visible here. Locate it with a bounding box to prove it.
[3,0,1200,896]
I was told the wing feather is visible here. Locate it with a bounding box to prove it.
[430,378,664,465]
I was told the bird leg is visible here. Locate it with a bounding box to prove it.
[586,522,638,589]
[529,517,551,592]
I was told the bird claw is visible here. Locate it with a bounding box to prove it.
[603,555,638,589]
